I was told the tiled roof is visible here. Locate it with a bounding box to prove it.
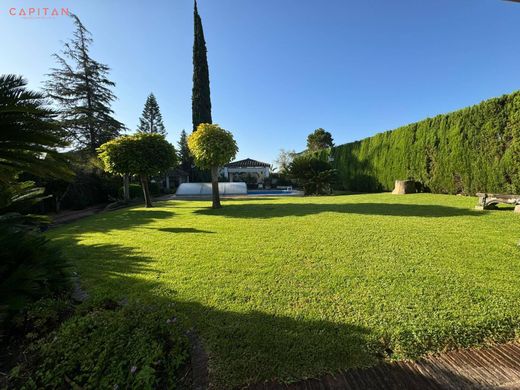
[224,158,271,168]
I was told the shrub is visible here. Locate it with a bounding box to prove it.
[289,154,336,195]
[269,172,293,187]
[0,228,71,336]
[40,171,121,212]
[61,172,120,210]
[9,301,190,389]
[8,298,74,345]
[117,183,161,200]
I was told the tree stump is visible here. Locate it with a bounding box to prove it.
[392,180,416,195]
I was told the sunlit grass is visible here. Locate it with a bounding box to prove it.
[49,194,520,388]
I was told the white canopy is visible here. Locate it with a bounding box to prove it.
[176,182,247,196]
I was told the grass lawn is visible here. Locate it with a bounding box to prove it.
[48,193,520,388]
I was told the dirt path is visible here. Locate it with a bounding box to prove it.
[48,204,108,226]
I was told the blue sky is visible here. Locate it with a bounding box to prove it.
[1,0,520,165]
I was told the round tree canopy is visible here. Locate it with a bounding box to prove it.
[188,123,238,169]
[98,133,177,176]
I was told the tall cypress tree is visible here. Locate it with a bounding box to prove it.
[192,0,212,132]
[45,15,124,154]
[137,93,166,135]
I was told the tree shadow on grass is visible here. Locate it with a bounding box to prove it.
[56,237,380,387]
[59,209,176,233]
[151,227,215,234]
[194,202,484,219]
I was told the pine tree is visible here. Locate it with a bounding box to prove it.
[192,0,212,132]
[307,128,334,151]
[177,129,192,172]
[137,93,166,135]
[45,14,124,154]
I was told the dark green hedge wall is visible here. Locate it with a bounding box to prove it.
[322,91,520,195]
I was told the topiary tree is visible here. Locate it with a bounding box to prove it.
[98,133,177,207]
[188,124,238,208]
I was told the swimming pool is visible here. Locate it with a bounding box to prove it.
[247,189,296,196]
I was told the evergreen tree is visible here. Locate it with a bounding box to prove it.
[307,128,334,151]
[137,93,166,135]
[45,15,124,154]
[192,0,212,132]
[177,129,192,172]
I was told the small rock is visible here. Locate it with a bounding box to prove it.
[71,279,88,303]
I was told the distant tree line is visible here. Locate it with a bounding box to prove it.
[315,91,520,195]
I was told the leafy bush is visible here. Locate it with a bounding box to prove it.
[319,91,520,194]
[0,228,71,335]
[9,301,189,389]
[269,172,293,187]
[61,172,120,210]
[289,154,336,195]
[8,298,74,344]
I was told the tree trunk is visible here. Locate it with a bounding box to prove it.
[165,175,170,191]
[140,175,153,208]
[123,174,130,202]
[392,180,416,195]
[211,166,221,209]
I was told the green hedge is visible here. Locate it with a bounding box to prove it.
[117,182,162,200]
[323,91,520,195]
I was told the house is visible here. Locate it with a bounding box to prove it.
[221,158,271,187]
